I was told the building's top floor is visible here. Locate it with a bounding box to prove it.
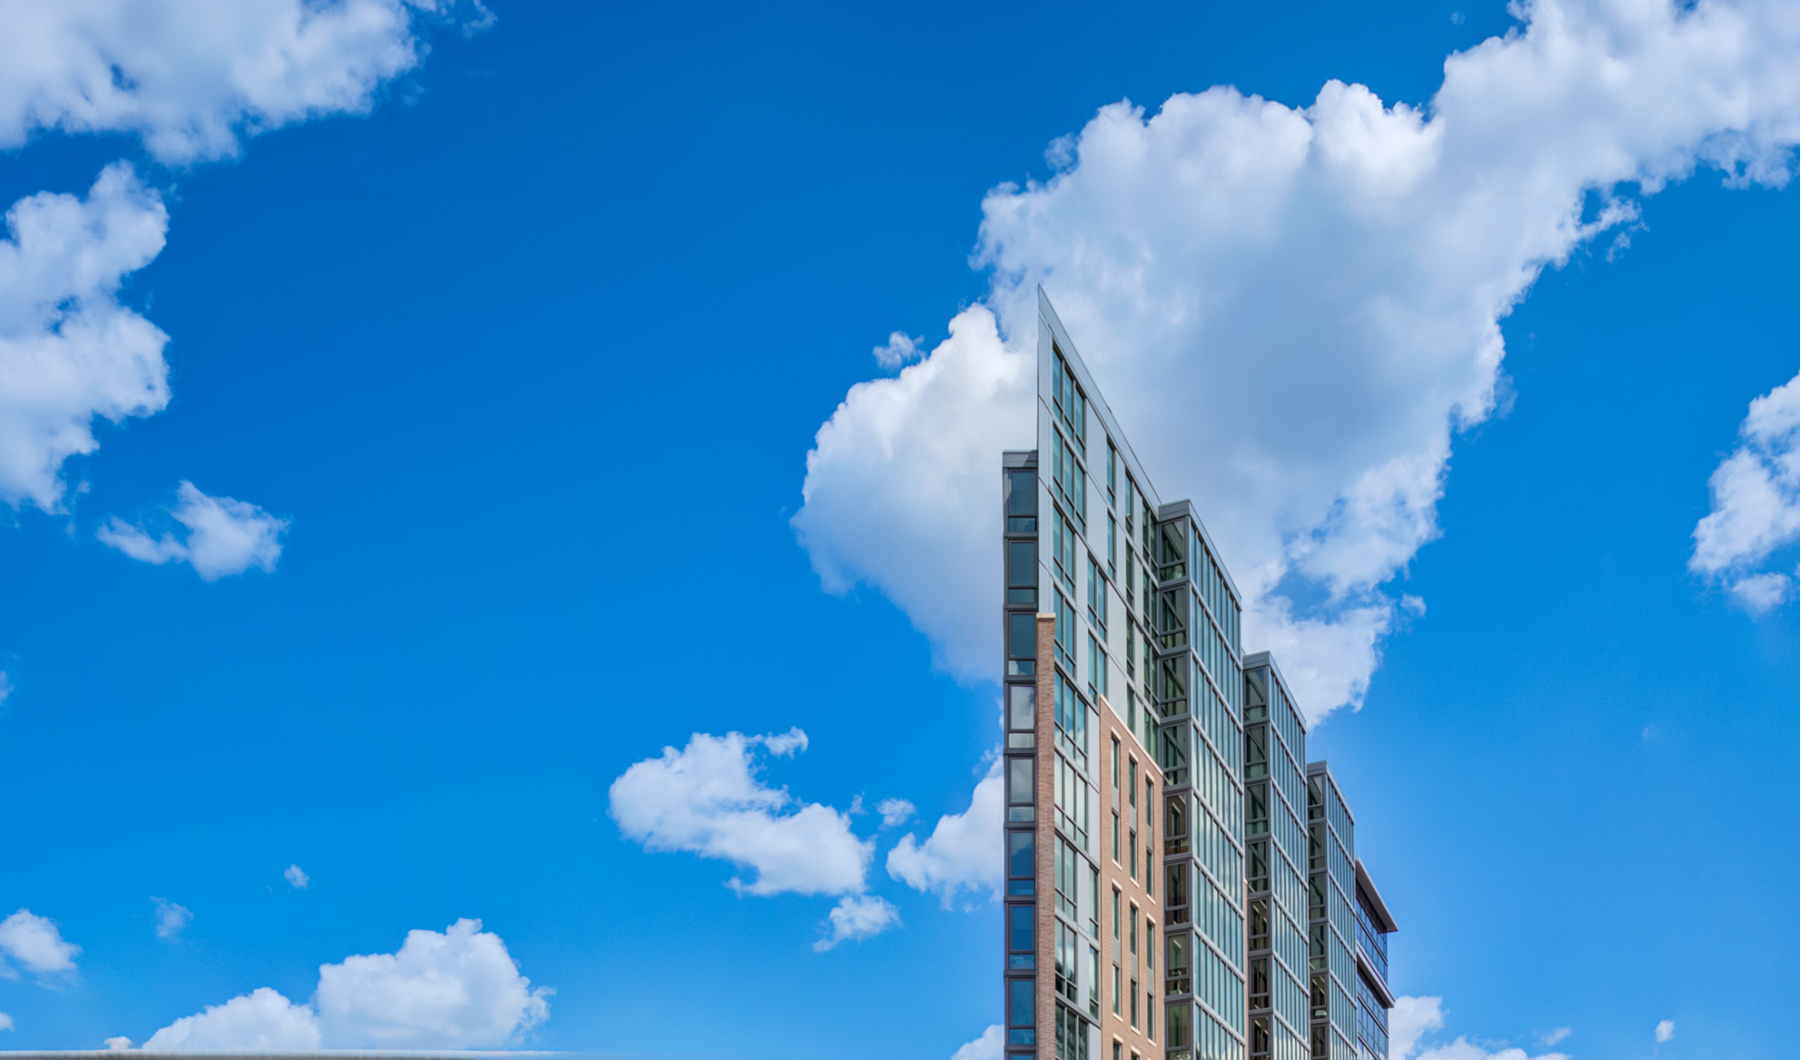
[1243,650,1308,768]
[1033,288,1242,623]
[1305,759,1355,841]
[1355,860,1398,936]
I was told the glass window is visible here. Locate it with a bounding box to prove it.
[1008,540,1038,606]
[1010,903,1034,952]
[1245,667,1268,720]
[1250,899,1270,952]
[1129,830,1137,878]
[1167,861,1188,909]
[1009,758,1033,805]
[1009,830,1035,878]
[1245,724,1268,778]
[1108,513,1117,570]
[1009,978,1035,1032]
[1111,812,1120,861]
[1248,782,1269,836]
[1055,593,1075,672]
[1089,864,1099,937]
[1087,554,1107,634]
[1009,684,1035,731]
[1112,889,1120,939]
[1090,944,1101,1020]
[1249,839,1269,893]
[1167,1000,1189,1049]
[1006,469,1037,532]
[1113,965,1122,1016]
[1165,796,1186,852]
[1008,613,1037,660]
[1107,443,1117,500]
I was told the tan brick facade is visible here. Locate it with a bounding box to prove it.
[1030,613,1163,1060]
[1098,697,1160,1060]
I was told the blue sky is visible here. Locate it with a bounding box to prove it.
[1,1,1798,1058]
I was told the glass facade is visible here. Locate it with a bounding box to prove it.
[1305,765,1356,1060]
[1156,507,1245,1060]
[1245,658,1310,1060]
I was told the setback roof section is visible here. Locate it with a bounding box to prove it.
[1240,650,1309,735]
[1305,759,1356,826]
[1355,858,1399,933]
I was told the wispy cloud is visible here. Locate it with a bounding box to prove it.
[151,898,192,941]
[814,895,899,951]
[99,482,288,581]
[876,798,915,828]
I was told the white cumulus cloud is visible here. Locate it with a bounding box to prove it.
[794,0,1800,722]
[1390,996,1445,1060]
[1656,1020,1675,1043]
[609,728,873,897]
[813,895,900,951]
[143,988,321,1052]
[135,919,548,1051]
[0,0,460,165]
[1692,368,1800,612]
[0,164,169,512]
[151,898,191,941]
[314,918,551,1048]
[951,1024,1003,1060]
[0,909,80,978]
[99,481,288,580]
[284,863,310,889]
[0,1011,13,1032]
[887,757,1001,906]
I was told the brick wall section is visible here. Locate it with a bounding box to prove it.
[1099,696,1161,1060]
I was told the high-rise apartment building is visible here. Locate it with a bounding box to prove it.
[1002,292,1397,1060]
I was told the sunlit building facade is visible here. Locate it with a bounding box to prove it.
[1001,291,1396,1060]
